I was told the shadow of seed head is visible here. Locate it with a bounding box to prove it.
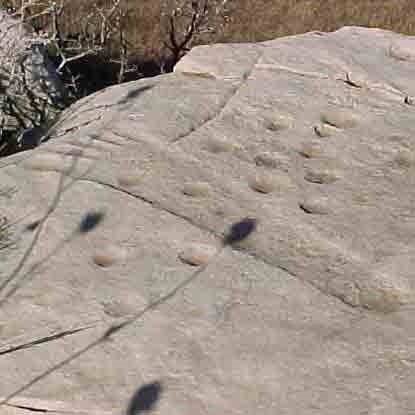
[223,217,257,246]
[126,381,163,414]
[78,211,105,233]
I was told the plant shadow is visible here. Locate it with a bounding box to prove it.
[127,381,163,414]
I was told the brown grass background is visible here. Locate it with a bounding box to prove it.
[226,0,415,42]
[2,0,415,57]
[1,0,414,86]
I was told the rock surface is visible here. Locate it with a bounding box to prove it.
[1,26,415,414]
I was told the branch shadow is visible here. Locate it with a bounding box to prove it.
[0,43,259,411]
[0,83,153,304]
[0,217,257,407]
[117,85,154,105]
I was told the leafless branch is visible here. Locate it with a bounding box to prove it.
[162,0,230,65]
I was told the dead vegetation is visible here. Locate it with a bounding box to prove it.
[223,0,415,42]
[0,0,413,96]
[0,0,231,89]
[2,0,414,83]
[1,0,414,92]
[0,0,231,155]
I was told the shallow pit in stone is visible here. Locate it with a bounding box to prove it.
[117,173,145,187]
[249,173,276,194]
[254,151,291,171]
[314,123,340,137]
[304,168,340,184]
[179,243,218,266]
[182,181,211,197]
[299,196,330,214]
[92,245,127,267]
[320,107,358,129]
[298,142,324,158]
[205,137,242,153]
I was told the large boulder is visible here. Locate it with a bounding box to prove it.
[0,10,65,155]
[1,26,415,414]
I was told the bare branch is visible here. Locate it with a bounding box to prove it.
[163,0,230,66]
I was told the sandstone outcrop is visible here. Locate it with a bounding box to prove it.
[1,26,415,414]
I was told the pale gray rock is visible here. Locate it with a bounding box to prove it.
[1,26,415,414]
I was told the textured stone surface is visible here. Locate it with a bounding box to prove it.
[1,26,415,414]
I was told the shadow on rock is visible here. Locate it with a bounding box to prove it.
[118,85,154,105]
[78,210,106,234]
[0,209,106,306]
[126,381,163,414]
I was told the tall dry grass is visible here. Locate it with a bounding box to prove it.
[224,0,415,43]
[1,0,414,62]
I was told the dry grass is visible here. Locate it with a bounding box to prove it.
[2,0,415,63]
[225,0,415,42]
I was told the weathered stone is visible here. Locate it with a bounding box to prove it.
[182,181,211,197]
[178,243,218,266]
[248,172,276,193]
[254,151,291,170]
[299,141,324,158]
[313,122,340,137]
[304,167,341,184]
[1,26,415,415]
[320,107,359,129]
[299,196,331,214]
